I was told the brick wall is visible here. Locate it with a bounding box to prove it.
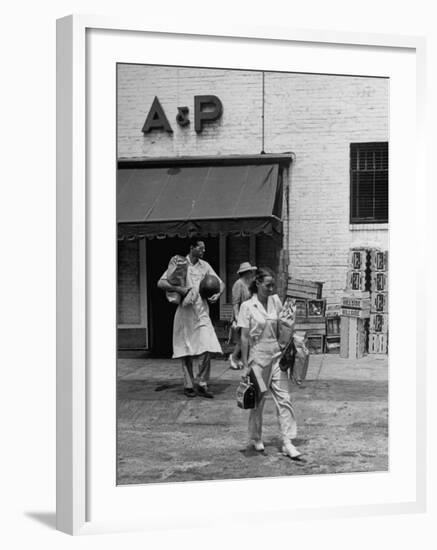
[117,65,262,158]
[117,65,389,304]
[263,73,388,304]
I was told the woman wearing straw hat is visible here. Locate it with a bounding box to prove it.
[229,262,257,370]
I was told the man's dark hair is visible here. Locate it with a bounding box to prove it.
[188,235,203,249]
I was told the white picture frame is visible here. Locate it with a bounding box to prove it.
[56,14,427,535]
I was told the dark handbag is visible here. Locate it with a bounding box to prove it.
[236,376,257,409]
[279,340,296,373]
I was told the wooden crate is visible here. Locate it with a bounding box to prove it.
[342,290,370,299]
[340,306,371,319]
[294,298,308,320]
[370,250,388,272]
[306,335,325,354]
[307,299,326,317]
[287,277,324,299]
[342,295,371,309]
[346,270,366,292]
[340,316,367,359]
[371,272,389,292]
[370,292,389,313]
[348,249,368,271]
[295,317,327,325]
[326,336,341,353]
[369,313,389,333]
[326,303,342,317]
[326,316,341,336]
[368,332,388,354]
[294,320,326,335]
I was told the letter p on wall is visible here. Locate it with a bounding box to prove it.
[194,95,223,133]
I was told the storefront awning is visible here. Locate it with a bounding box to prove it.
[117,164,283,239]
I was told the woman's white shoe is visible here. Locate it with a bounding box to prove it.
[282,441,301,459]
[229,356,240,370]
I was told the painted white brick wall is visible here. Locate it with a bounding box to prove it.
[263,73,388,303]
[117,65,263,157]
[118,65,389,304]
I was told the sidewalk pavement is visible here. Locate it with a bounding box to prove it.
[117,353,388,485]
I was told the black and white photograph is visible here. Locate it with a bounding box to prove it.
[2,0,435,543]
[116,63,389,485]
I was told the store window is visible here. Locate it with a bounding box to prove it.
[350,142,388,224]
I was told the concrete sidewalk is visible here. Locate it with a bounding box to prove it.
[117,354,388,485]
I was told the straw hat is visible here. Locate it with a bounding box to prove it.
[237,262,257,274]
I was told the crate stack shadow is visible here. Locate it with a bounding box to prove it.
[340,248,388,359]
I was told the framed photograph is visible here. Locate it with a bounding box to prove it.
[56,15,426,535]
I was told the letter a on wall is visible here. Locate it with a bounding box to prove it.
[142,96,173,134]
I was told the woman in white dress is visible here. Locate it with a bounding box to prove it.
[237,267,302,459]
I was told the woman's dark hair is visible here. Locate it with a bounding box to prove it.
[248,267,275,294]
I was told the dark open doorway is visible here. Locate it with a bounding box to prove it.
[146,236,220,357]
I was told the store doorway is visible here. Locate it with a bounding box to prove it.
[146,236,220,357]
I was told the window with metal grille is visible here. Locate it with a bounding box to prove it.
[350,142,388,224]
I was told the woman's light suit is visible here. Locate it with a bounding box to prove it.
[237,294,297,444]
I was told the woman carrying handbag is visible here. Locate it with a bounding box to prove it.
[237,267,302,460]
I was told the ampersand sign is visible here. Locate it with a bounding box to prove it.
[176,106,190,127]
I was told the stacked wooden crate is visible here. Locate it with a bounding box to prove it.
[340,292,370,359]
[287,278,323,300]
[325,304,341,353]
[286,277,326,354]
[341,293,371,319]
[368,250,389,354]
[345,248,368,291]
[340,249,371,359]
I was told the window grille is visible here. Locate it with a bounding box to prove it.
[350,142,388,224]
